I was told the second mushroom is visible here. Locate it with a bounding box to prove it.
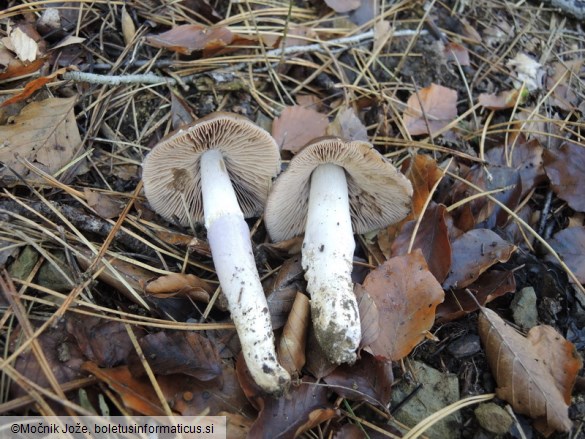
[142,113,290,394]
[265,138,413,364]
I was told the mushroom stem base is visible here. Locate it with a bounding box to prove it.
[303,163,360,364]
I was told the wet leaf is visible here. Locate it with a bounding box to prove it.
[543,142,585,213]
[325,0,361,13]
[390,203,452,283]
[443,229,516,289]
[324,352,393,407]
[145,272,213,302]
[272,106,329,153]
[0,96,86,186]
[327,106,368,141]
[478,307,582,433]
[278,292,310,376]
[478,89,521,110]
[402,153,443,218]
[403,84,458,136]
[127,331,221,381]
[145,24,234,56]
[363,250,444,361]
[548,226,585,283]
[66,315,135,367]
[436,270,516,323]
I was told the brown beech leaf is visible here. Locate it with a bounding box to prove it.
[324,352,393,407]
[84,188,125,219]
[436,270,516,323]
[1,66,72,107]
[402,154,444,218]
[266,256,304,329]
[443,229,516,289]
[478,89,521,110]
[363,250,444,361]
[403,84,458,136]
[145,24,233,55]
[0,96,87,186]
[145,272,213,302]
[390,203,452,282]
[66,315,135,368]
[450,165,522,231]
[272,106,329,153]
[81,362,166,416]
[356,286,379,348]
[485,136,546,197]
[278,292,310,376]
[326,106,368,141]
[544,142,585,213]
[548,226,585,283]
[546,59,584,111]
[304,326,337,380]
[127,331,221,381]
[478,307,582,433]
[170,91,196,130]
[444,42,470,66]
[0,46,45,81]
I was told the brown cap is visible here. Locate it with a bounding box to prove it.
[265,138,413,241]
[142,112,280,226]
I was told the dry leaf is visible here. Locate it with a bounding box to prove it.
[1,67,73,107]
[325,0,361,13]
[547,59,584,111]
[84,188,125,219]
[4,27,39,62]
[391,203,452,283]
[403,153,443,218]
[444,42,470,66]
[403,84,458,136]
[0,96,86,186]
[277,292,310,376]
[506,53,544,91]
[121,6,136,46]
[548,226,585,284]
[356,287,379,348]
[327,107,368,141]
[443,229,516,289]
[170,91,196,130]
[543,142,585,213]
[51,35,86,50]
[272,106,329,153]
[479,307,582,433]
[145,24,233,55]
[145,272,213,302]
[478,89,522,110]
[363,250,444,361]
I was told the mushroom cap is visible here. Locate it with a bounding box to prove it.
[265,137,413,241]
[142,112,280,226]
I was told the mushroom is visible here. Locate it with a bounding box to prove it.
[142,112,290,394]
[265,138,413,364]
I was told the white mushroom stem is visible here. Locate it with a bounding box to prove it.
[303,163,361,364]
[200,149,290,393]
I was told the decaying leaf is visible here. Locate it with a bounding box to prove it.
[548,226,585,284]
[444,42,470,66]
[272,106,329,153]
[443,229,516,289]
[543,142,585,213]
[1,67,73,107]
[478,89,522,110]
[546,59,584,110]
[324,352,393,407]
[121,6,136,46]
[145,272,213,302]
[170,91,196,130]
[402,153,444,218]
[391,203,452,283]
[403,83,458,136]
[127,331,222,381]
[356,287,379,348]
[506,52,544,91]
[326,106,368,141]
[478,307,582,433]
[0,96,86,186]
[363,250,444,361]
[278,292,310,376]
[84,188,125,219]
[145,24,234,55]
[3,27,39,62]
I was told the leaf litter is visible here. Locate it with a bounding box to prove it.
[0,0,584,437]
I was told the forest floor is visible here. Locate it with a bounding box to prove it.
[0,0,584,438]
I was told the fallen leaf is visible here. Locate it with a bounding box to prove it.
[478,307,582,433]
[402,153,444,218]
[390,203,452,283]
[145,24,233,55]
[436,270,516,322]
[0,96,86,186]
[84,188,125,219]
[444,42,470,66]
[546,59,584,111]
[324,352,393,407]
[548,226,585,284]
[145,272,213,302]
[478,89,522,110]
[127,331,222,381]
[325,0,361,13]
[304,327,337,380]
[443,229,516,289]
[506,53,544,91]
[363,250,444,361]
[327,106,368,141]
[278,292,310,376]
[403,84,458,136]
[66,315,135,367]
[3,27,39,62]
[272,106,329,153]
[170,91,196,130]
[543,142,585,213]
[356,287,379,349]
[1,67,73,107]
[50,35,86,50]
[266,256,304,329]
[121,6,136,46]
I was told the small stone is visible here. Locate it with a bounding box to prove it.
[511,286,538,329]
[447,334,481,358]
[474,402,513,435]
